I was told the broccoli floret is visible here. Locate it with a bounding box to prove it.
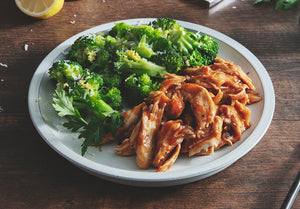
[100,87,122,111]
[89,47,111,73]
[197,34,219,65]
[183,50,208,67]
[132,24,159,39]
[115,50,166,77]
[149,18,182,34]
[109,22,135,40]
[49,60,124,156]
[135,34,155,58]
[132,24,172,53]
[70,73,117,117]
[49,60,86,83]
[67,34,105,68]
[168,28,219,66]
[104,35,121,53]
[149,18,219,66]
[124,73,161,105]
[101,73,122,89]
[168,29,195,54]
[109,23,172,57]
[49,60,122,117]
[151,50,184,74]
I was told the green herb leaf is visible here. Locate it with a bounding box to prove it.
[275,0,299,10]
[52,89,77,117]
[79,116,106,156]
[254,0,299,10]
[63,118,86,132]
[52,88,87,124]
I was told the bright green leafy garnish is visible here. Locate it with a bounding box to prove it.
[254,0,299,10]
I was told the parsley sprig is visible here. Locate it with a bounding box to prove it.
[52,87,123,156]
[254,0,299,10]
[49,61,124,156]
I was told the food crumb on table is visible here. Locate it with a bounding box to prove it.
[0,62,8,68]
[24,44,29,51]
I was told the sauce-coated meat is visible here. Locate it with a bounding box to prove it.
[113,57,261,172]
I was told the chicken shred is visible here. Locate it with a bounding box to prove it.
[135,94,166,169]
[153,120,195,169]
[114,57,261,172]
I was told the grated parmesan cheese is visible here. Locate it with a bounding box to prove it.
[63,83,69,88]
[87,51,96,62]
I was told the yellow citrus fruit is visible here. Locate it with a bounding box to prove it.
[15,0,64,19]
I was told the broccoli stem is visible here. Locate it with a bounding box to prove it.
[117,50,166,77]
[169,29,198,55]
[135,34,155,58]
[90,96,115,117]
[128,59,165,77]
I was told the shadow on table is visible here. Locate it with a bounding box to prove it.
[0,1,41,29]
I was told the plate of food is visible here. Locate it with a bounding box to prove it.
[28,18,275,187]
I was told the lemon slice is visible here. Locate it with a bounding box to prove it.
[15,0,64,19]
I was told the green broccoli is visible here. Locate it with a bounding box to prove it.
[49,60,121,115]
[168,28,219,66]
[89,46,111,73]
[67,34,105,68]
[99,87,123,111]
[104,35,124,54]
[150,50,184,74]
[109,22,135,40]
[49,60,123,155]
[135,34,155,58]
[148,18,219,67]
[124,73,161,105]
[49,60,86,84]
[132,24,172,53]
[197,34,219,65]
[149,18,182,34]
[101,73,122,89]
[115,50,166,77]
[132,24,158,39]
[109,23,172,57]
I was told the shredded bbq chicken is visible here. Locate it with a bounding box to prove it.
[180,83,217,138]
[153,120,195,172]
[114,57,262,172]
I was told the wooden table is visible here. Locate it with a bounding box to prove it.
[1,0,299,208]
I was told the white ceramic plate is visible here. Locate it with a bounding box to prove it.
[28,18,275,187]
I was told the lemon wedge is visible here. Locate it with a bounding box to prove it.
[15,0,64,19]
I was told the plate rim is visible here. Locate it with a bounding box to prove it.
[28,18,275,186]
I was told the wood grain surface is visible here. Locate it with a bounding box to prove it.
[0,0,299,208]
